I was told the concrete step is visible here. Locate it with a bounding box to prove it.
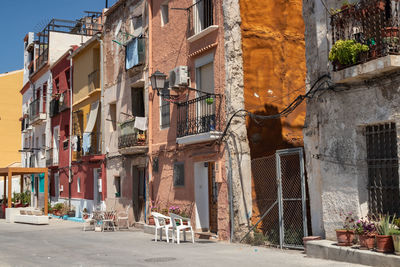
[133,222,145,229]
[195,231,218,240]
[307,239,400,267]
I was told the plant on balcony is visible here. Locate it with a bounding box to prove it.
[329,40,369,67]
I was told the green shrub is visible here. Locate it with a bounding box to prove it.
[329,40,369,65]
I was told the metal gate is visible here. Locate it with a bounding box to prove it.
[241,148,307,249]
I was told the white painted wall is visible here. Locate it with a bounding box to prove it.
[49,32,91,65]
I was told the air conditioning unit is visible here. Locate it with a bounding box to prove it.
[169,66,189,88]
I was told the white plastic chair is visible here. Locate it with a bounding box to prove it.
[117,205,130,230]
[169,213,195,244]
[82,212,96,231]
[151,212,173,243]
[102,211,116,232]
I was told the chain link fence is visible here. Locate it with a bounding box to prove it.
[241,148,307,249]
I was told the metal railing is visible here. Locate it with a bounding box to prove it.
[88,69,100,92]
[35,48,49,71]
[29,99,40,122]
[187,0,215,37]
[177,94,222,138]
[118,119,147,149]
[76,132,102,157]
[331,0,400,71]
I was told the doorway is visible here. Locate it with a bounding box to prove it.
[54,172,59,202]
[132,166,145,222]
[93,168,102,207]
[194,161,218,233]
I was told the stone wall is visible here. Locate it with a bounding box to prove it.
[222,0,252,240]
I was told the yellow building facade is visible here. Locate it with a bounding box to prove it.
[71,37,101,160]
[0,70,23,167]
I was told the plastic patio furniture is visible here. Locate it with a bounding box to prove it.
[102,211,116,232]
[151,212,173,243]
[117,205,130,230]
[169,213,195,244]
[82,212,96,231]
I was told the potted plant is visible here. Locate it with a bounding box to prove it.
[335,212,356,246]
[376,214,396,253]
[329,40,369,69]
[355,217,376,250]
[82,208,89,219]
[205,97,214,105]
[390,228,400,255]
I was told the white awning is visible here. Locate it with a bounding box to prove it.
[84,100,99,133]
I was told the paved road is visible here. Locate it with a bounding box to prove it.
[0,219,365,267]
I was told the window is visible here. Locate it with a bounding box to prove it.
[161,2,169,26]
[173,162,185,186]
[366,122,400,215]
[115,176,121,197]
[196,61,214,94]
[131,88,145,117]
[54,78,60,94]
[77,177,81,193]
[193,0,213,35]
[42,134,46,148]
[160,82,170,128]
[65,69,70,89]
[109,103,117,131]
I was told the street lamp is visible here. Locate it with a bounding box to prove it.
[150,70,167,94]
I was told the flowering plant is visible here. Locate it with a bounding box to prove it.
[169,205,180,215]
[339,212,357,231]
[150,200,160,213]
[355,217,376,235]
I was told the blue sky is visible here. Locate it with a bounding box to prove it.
[0,0,119,74]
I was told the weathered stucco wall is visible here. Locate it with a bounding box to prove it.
[301,0,400,239]
[241,0,306,159]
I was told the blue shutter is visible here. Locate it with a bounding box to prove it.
[125,38,139,69]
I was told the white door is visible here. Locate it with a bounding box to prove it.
[53,126,59,165]
[54,172,59,201]
[194,162,209,230]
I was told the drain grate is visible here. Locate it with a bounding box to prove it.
[144,257,177,263]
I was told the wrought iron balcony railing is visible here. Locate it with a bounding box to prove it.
[29,98,40,122]
[177,94,222,138]
[188,0,215,37]
[331,0,400,71]
[118,119,147,149]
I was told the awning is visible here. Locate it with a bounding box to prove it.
[84,100,99,133]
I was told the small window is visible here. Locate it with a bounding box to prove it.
[77,177,81,193]
[115,176,121,197]
[65,69,71,89]
[160,82,170,128]
[173,162,185,187]
[54,78,60,94]
[161,2,169,26]
[42,134,46,148]
[109,103,117,131]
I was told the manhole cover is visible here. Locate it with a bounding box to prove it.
[144,257,177,263]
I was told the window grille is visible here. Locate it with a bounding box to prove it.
[366,122,400,215]
[174,162,185,186]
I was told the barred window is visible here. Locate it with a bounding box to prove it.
[174,162,185,187]
[160,82,170,129]
[366,122,400,216]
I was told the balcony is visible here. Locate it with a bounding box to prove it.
[59,90,70,112]
[75,131,102,159]
[330,0,400,83]
[88,69,100,93]
[118,119,148,155]
[46,149,53,167]
[29,98,46,125]
[176,94,222,145]
[187,0,218,42]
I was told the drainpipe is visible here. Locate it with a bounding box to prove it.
[147,0,153,222]
[224,140,234,242]
[68,49,73,209]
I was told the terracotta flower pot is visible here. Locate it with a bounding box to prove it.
[377,1,385,11]
[336,230,355,246]
[376,235,394,253]
[148,216,155,225]
[358,234,375,250]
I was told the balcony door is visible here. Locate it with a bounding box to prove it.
[196,61,215,133]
